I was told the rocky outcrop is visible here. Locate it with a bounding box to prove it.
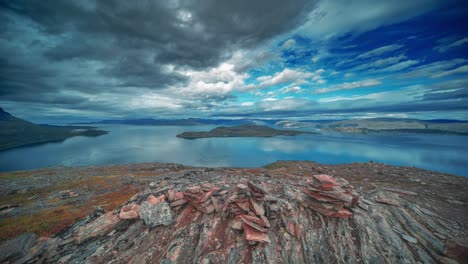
[0,162,467,264]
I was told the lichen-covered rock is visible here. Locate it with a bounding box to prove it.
[139,201,174,227]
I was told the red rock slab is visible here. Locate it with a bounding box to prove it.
[168,190,184,202]
[240,214,268,228]
[319,190,357,206]
[147,194,165,206]
[198,188,219,203]
[119,203,140,219]
[169,199,187,207]
[301,189,341,203]
[333,209,353,218]
[235,199,251,212]
[242,223,270,243]
[313,174,338,186]
[249,198,265,216]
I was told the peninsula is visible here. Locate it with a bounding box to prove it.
[0,107,108,151]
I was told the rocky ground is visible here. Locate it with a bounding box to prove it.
[0,161,467,263]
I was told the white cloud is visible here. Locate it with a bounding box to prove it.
[282,39,296,49]
[352,55,406,71]
[356,45,403,59]
[398,59,467,79]
[256,68,311,86]
[434,37,468,53]
[376,60,419,72]
[432,65,468,78]
[297,0,441,38]
[241,102,254,106]
[318,85,425,106]
[315,79,382,94]
[252,68,325,90]
[281,86,302,94]
[172,63,248,96]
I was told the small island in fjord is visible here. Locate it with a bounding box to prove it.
[176,124,317,139]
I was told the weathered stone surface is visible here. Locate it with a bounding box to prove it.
[139,201,174,227]
[0,233,36,263]
[74,212,120,243]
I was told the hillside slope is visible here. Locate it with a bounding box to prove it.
[0,161,466,263]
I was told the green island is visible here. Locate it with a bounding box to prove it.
[176,124,317,139]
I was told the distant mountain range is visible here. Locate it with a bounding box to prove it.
[275,118,468,135]
[78,116,468,135]
[0,108,108,151]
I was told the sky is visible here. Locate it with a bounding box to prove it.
[1,0,468,123]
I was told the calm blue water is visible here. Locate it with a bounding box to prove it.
[0,125,467,176]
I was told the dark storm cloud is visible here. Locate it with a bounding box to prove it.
[0,0,314,112]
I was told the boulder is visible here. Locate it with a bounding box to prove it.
[139,201,174,227]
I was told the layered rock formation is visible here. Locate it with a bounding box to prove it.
[0,162,467,263]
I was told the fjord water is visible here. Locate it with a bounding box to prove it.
[0,125,467,176]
